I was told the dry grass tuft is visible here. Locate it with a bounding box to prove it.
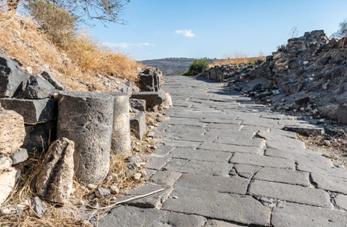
[0,12,140,92]
[209,56,265,67]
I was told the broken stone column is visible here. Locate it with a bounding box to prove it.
[57,92,114,185]
[35,138,74,205]
[130,111,147,140]
[111,94,131,155]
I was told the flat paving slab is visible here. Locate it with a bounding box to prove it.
[101,76,347,226]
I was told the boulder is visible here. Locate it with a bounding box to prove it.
[0,107,25,155]
[41,71,64,91]
[11,148,28,165]
[130,111,147,140]
[35,138,74,205]
[131,90,166,110]
[0,98,57,124]
[161,92,173,110]
[57,92,113,185]
[130,98,146,112]
[15,75,56,99]
[0,55,29,98]
[111,94,131,155]
[0,166,18,205]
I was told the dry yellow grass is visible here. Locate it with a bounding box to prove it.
[209,56,265,67]
[0,12,140,92]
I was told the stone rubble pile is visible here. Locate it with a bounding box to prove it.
[203,30,347,124]
[0,52,171,208]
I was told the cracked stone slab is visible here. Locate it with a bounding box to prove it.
[254,167,310,187]
[230,153,295,169]
[99,205,207,227]
[150,170,182,187]
[124,183,172,209]
[335,194,347,210]
[311,172,347,194]
[215,136,265,148]
[233,164,262,178]
[204,220,244,227]
[198,142,263,154]
[250,180,331,208]
[164,158,232,177]
[272,202,347,227]
[162,187,271,226]
[146,156,170,170]
[175,174,249,194]
[169,148,232,162]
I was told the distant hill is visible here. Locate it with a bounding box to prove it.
[141,58,197,76]
[141,58,216,76]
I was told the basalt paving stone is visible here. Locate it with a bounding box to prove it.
[215,136,265,148]
[335,194,347,210]
[233,164,262,178]
[163,158,232,177]
[146,156,171,170]
[174,173,249,194]
[198,142,263,154]
[254,167,310,187]
[99,206,207,227]
[204,220,245,227]
[249,180,331,208]
[162,140,201,149]
[271,202,347,227]
[230,153,295,169]
[150,170,182,187]
[162,187,271,226]
[169,148,232,162]
[311,172,347,194]
[168,117,205,126]
[124,183,172,209]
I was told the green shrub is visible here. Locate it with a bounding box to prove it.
[27,0,76,46]
[184,59,209,76]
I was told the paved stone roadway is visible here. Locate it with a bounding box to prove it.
[101,76,347,227]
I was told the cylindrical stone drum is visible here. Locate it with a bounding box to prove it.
[112,94,131,155]
[57,92,114,185]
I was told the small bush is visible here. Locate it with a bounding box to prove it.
[184,59,209,76]
[27,0,76,46]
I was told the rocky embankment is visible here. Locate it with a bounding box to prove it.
[203,30,347,124]
[0,53,172,224]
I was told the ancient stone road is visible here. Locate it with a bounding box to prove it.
[101,76,347,227]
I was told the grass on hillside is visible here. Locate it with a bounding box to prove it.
[0,13,139,92]
[209,56,265,67]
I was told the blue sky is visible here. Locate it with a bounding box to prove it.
[89,0,347,60]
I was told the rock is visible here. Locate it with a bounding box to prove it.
[0,108,25,155]
[0,55,29,97]
[0,156,12,171]
[336,104,347,124]
[161,92,173,109]
[11,148,28,165]
[0,98,57,124]
[35,138,74,204]
[130,98,146,112]
[41,71,64,90]
[15,75,56,99]
[0,167,18,205]
[96,187,111,198]
[282,124,325,136]
[131,90,166,110]
[130,111,147,140]
[31,196,46,218]
[23,121,56,152]
[57,92,113,185]
[138,67,161,92]
[110,184,120,194]
[111,94,131,155]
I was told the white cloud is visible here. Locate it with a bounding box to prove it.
[103,42,154,49]
[175,29,195,38]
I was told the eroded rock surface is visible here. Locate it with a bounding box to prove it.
[35,137,74,205]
